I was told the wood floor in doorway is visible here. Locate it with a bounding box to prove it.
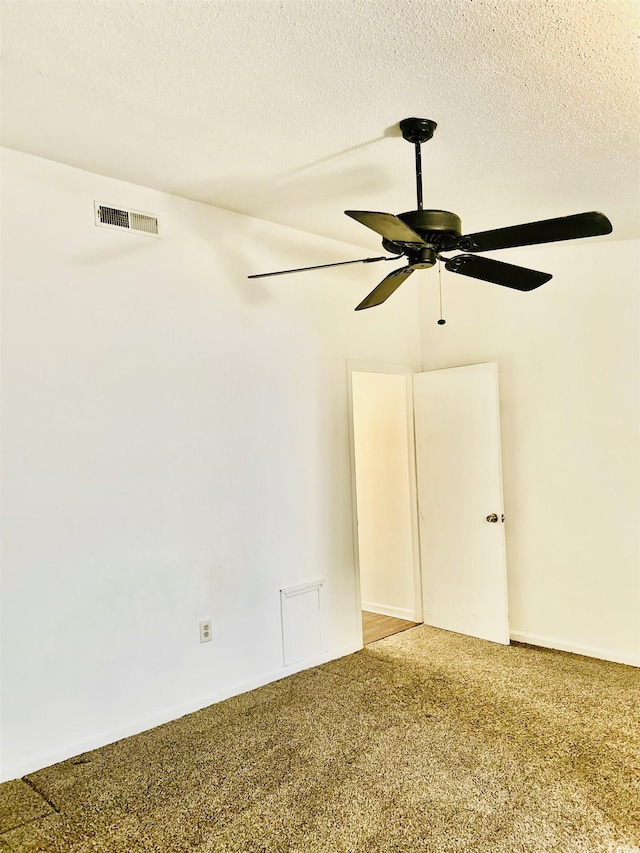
[362,611,419,645]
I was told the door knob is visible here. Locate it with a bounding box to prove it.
[486,513,499,523]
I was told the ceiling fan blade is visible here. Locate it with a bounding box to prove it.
[345,211,426,247]
[445,255,552,291]
[247,255,396,279]
[355,266,414,311]
[457,211,612,252]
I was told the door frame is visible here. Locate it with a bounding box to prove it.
[347,360,424,648]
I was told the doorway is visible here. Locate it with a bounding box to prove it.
[348,363,423,645]
[349,360,510,648]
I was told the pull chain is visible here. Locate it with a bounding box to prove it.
[437,259,446,325]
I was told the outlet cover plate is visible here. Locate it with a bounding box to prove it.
[199,619,212,643]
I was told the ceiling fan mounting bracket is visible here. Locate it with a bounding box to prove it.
[399,118,437,144]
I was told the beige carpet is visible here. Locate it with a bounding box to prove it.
[1,625,638,852]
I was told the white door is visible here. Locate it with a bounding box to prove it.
[413,362,509,644]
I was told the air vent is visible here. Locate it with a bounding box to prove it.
[94,202,160,237]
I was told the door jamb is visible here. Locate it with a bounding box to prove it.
[346,360,424,648]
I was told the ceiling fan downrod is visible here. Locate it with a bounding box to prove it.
[399,118,437,211]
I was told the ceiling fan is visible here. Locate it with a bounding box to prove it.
[248,118,613,311]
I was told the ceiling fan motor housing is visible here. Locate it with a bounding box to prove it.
[382,209,462,257]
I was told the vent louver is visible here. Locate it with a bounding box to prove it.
[94,202,160,237]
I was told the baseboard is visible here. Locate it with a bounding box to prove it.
[509,630,640,668]
[362,600,417,621]
[1,641,361,783]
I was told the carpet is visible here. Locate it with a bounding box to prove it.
[1,624,638,852]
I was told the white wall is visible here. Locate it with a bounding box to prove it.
[419,238,640,665]
[0,148,422,780]
[352,372,416,621]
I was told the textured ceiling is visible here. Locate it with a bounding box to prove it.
[1,0,638,251]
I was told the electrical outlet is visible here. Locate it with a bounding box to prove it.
[199,619,212,643]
